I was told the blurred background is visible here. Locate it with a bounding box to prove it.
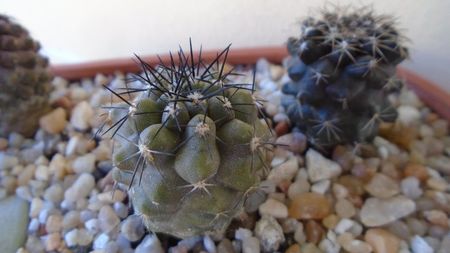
[2,0,450,91]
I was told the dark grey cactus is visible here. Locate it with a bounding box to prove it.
[100,42,273,238]
[282,8,408,151]
[0,15,52,137]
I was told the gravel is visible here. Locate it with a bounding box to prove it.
[0,59,448,253]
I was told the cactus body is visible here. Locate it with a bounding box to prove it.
[282,8,407,150]
[0,15,52,137]
[104,45,272,238]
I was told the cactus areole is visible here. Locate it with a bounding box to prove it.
[101,42,273,238]
[282,7,409,152]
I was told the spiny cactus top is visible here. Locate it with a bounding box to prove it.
[0,15,52,137]
[282,7,408,151]
[101,43,273,238]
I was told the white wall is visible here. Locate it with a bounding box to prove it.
[2,0,450,91]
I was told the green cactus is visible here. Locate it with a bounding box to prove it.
[101,42,273,238]
[0,15,52,137]
[282,7,408,152]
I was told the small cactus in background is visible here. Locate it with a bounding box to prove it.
[282,7,408,151]
[100,42,273,238]
[0,15,52,137]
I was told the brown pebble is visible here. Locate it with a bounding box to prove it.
[39,108,68,134]
[322,214,339,229]
[379,122,418,149]
[347,195,363,209]
[278,179,291,193]
[305,220,324,244]
[288,192,331,220]
[351,163,376,182]
[338,175,365,196]
[424,210,449,228]
[332,145,354,171]
[365,228,400,253]
[285,243,301,253]
[335,198,356,218]
[217,238,235,253]
[52,96,73,110]
[432,119,448,137]
[403,163,429,182]
[381,162,401,180]
[98,171,114,190]
[425,113,439,123]
[275,121,289,136]
[0,138,8,150]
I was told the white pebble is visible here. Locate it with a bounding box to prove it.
[76,198,88,209]
[254,215,285,252]
[311,180,331,194]
[34,165,50,181]
[64,173,95,202]
[80,209,96,222]
[64,229,78,247]
[411,235,433,253]
[38,207,56,224]
[177,236,202,250]
[306,149,342,182]
[273,113,288,123]
[43,184,64,203]
[95,73,109,86]
[203,235,216,253]
[29,198,44,218]
[103,241,120,253]
[97,190,127,203]
[45,214,63,233]
[265,103,278,117]
[135,234,164,253]
[61,210,79,229]
[360,196,416,227]
[60,199,75,210]
[44,233,61,251]
[294,223,306,244]
[16,186,33,201]
[65,136,80,156]
[242,236,260,253]
[70,101,94,130]
[288,178,310,199]
[235,228,253,240]
[398,105,421,125]
[72,153,96,174]
[85,218,100,233]
[259,79,277,92]
[401,177,423,199]
[348,221,363,237]
[258,198,288,218]
[93,233,110,250]
[114,202,128,218]
[120,215,145,242]
[77,228,93,246]
[335,218,354,234]
[0,153,19,170]
[0,188,6,200]
[267,157,298,184]
[28,218,39,233]
[98,205,120,233]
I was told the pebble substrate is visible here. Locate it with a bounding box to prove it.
[0,58,449,253]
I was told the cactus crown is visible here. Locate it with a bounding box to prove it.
[100,41,273,238]
[282,6,408,152]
